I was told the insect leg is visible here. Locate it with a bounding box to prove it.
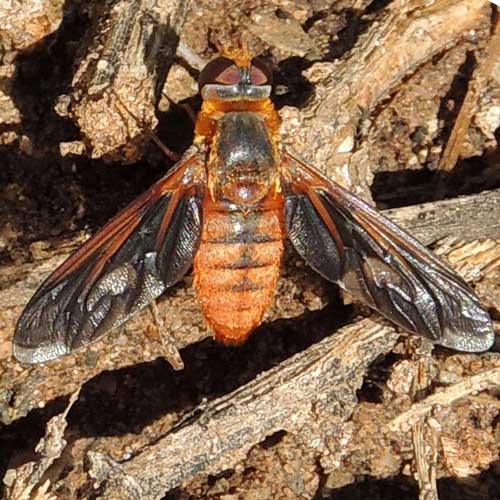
[149,301,184,371]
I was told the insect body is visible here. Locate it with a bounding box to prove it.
[13,50,494,363]
[194,107,284,344]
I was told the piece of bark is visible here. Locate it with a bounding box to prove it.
[0,0,64,131]
[88,318,400,499]
[247,10,320,58]
[64,0,192,162]
[382,188,500,245]
[279,0,491,201]
[440,427,499,478]
[434,238,500,288]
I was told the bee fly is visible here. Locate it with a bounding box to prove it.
[13,49,494,363]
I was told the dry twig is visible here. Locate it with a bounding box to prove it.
[387,367,500,432]
[280,0,491,200]
[411,357,441,500]
[413,417,440,500]
[65,0,192,162]
[2,388,81,500]
[88,319,399,499]
[438,14,500,171]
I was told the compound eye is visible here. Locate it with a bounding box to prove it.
[198,57,241,88]
[250,57,272,85]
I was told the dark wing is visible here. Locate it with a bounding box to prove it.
[14,151,205,364]
[282,149,494,352]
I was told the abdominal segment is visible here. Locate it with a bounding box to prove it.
[193,204,284,344]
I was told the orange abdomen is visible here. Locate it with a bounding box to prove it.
[193,199,284,344]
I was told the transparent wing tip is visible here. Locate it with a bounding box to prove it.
[13,341,69,364]
[440,322,495,353]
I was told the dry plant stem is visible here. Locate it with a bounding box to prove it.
[68,0,192,162]
[88,319,399,499]
[382,188,500,245]
[411,359,440,500]
[387,367,500,432]
[3,388,81,500]
[438,14,500,171]
[282,0,490,199]
[176,41,208,71]
[161,93,197,123]
[413,417,440,500]
[151,134,181,161]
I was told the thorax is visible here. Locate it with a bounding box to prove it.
[215,111,275,172]
[195,100,281,207]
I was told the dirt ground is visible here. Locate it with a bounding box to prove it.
[0,0,499,499]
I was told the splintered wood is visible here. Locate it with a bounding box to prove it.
[2,389,81,500]
[412,417,440,500]
[387,368,500,433]
[279,0,492,200]
[65,0,192,162]
[88,319,400,498]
